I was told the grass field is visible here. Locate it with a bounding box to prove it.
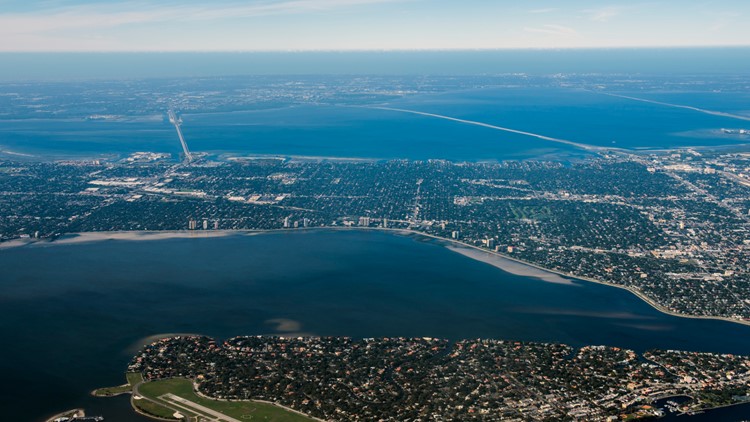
[127,372,144,385]
[92,384,132,396]
[509,204,552,220]
[92,372,145,397]
[132,396,179,420]
[136,378,314,421]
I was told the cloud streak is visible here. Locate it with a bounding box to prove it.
[583,6,622,22]
[528,8,559,14]
[0,0,406,34]
[524,24,578,36]
[1,0,749,51]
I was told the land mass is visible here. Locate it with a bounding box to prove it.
[107,334,750,421]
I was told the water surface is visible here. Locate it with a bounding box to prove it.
[2,230,750,420]
[2,87,749,161]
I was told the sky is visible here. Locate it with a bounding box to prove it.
[1,0,749,52]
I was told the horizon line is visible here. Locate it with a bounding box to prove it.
[3,45,750,54]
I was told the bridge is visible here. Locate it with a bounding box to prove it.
[168,109,193,163]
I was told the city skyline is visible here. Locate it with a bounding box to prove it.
[2,0,749,52]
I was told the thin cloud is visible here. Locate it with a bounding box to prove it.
[707,11,742,32]
[528,8,558,14]
[583,6,622,22]
[524,24,578,36]
[0,0,407,34]
[1,10,173,34]
[190,0,410,20]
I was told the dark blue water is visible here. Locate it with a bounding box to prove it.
[2,230,750,420]
[655,396,750,422]
[1,87,748,161]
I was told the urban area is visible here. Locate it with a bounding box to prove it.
[129,334,750,421]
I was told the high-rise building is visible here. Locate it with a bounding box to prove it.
[188,219,197,230]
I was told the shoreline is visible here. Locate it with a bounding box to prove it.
[4,140,749,167]
[3,227,750,328]
[44,408,85,422]
[680,399,750,417]
[90,385,131,398]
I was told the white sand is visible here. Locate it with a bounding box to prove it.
[12,230,258,249]
[0,238,37,249]
[445,245,577,286]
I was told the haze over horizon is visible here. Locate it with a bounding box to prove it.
[3,0,750,52]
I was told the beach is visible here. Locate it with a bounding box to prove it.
[444,245,577,286]
[2,230,251,249]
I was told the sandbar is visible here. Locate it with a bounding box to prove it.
[444,245,577,285]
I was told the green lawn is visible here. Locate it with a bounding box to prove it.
[133,397,179,420]
[92,384,132,396]
[137,378,314,421]
[92,372,144,397]
[127,372,144,386]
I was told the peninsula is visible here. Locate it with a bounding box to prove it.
[103,334,750,421]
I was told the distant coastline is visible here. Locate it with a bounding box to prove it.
[3,227,750,328]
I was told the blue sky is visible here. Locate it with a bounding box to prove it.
[1,0,748,51]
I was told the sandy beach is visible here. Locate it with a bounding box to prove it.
[0,237,38,249]
[4,230,258,249]
[444,245,577,286]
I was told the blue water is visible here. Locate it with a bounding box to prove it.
[2,230,750,420]
[389,87,750,149]
[1,87,749,161]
